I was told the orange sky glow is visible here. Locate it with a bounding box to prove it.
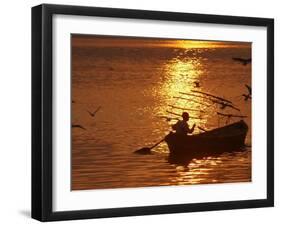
[72,34,251,49]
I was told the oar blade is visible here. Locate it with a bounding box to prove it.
[134,147,152,155]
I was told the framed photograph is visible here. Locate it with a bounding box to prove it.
[32,4,274,221]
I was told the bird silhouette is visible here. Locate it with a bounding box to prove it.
[87,106,101,118]
[222,103,240,111]
[213,100,240,112]
[245,84,251,95]
[242,84,252,101]
[242,94,252,101]
[157,115,179,122]
[72,124,86,130]
[232,57,251,66]
[194,81,200,88]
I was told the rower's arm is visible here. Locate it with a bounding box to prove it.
[187,124,196,134]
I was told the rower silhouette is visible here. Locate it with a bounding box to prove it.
[172,112,196,135]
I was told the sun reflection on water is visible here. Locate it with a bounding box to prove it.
[169,157,224,185]
[166,151,251,186]
[158,51,213,133]
[163,57,203,96]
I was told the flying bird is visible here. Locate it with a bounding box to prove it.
[194,81,200,88]
[221,103,240,112]
[242,94,252,101]
[72,124,86,130]
[157,115,179,122]
[245,84,252,95]
[242,84,252,101]
[213,100,240,112]
[87,106,101,118]
[232,57,252,66]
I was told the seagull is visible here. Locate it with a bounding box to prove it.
[87,106,101,118]
[242,94,252,101]
[221,103,240,111]
[245,84,252,95]
[194,81,200,88]
[242,84,252,101]
[72,124,86,130]
[213,100,240,112]
[158,116,172,122]
[157,116,179,122]
[232,57,252,66]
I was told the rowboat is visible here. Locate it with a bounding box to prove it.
[165,120,248,162]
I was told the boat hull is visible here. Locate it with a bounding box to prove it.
[165,120,248,161]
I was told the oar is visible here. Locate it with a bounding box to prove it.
[134,137,166,155]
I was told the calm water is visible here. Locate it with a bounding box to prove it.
[71,37,251,190]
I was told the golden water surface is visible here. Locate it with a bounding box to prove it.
[71,35,251,190]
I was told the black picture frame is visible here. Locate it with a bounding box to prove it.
[32,4,274,222]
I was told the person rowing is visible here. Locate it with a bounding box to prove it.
[172,112,196,135]
[135,112,196,155]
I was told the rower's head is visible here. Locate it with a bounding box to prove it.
[182,112,189,121]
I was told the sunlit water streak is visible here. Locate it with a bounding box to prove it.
[72,41,251,190]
